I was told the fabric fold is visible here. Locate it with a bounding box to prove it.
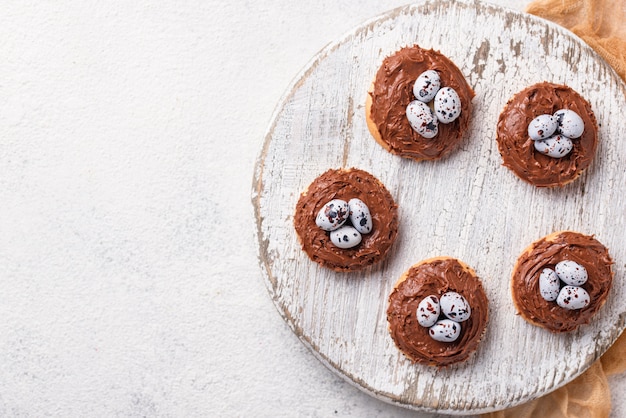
[526,0,626,82]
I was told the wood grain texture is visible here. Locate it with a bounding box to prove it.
[252,0,626,414]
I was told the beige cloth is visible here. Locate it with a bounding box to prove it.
[526,0,626,82]
[482,1,626,416]
[482,331,626,418]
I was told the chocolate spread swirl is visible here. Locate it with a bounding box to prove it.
[387,258,489,367]
[369,45,474,161]
[293,168,398,272]
[496,82,598,187]
[511,231,613,333]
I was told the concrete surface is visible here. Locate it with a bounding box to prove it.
[1,0,624,417]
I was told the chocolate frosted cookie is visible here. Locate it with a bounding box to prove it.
[366,45,474,161]
[387,257,489,367]
[496,82,598,187]
[511,231,613,333]
[293,168,398,272]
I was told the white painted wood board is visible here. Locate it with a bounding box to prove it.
[253,0,626,414]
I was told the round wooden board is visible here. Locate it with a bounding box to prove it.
[252,0,626,414]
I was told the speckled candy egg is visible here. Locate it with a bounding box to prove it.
[528,114,558,140]
[556,285,590,310]
[329,225,362,249]
[416,295,440,328]
[533,134,573,158]
[406,100,438,139]
[348,198,372,235]
[412,70,441,103]
[433,86,461,124]
[439,291,471,322]
[539,268,560,302]
[429,319,462,342]
[315,199,349,231]
[555,260,588,286]
[554,109,584,139]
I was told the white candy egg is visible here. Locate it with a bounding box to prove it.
[315,199,349,231]
[555,260,588,286]
[416,295,440,328]
[439,291,471,322]
[348,198,372,235]
[413,70,441,103]
[556,285,590,310]
[554,109,584,139]
[406,100,438,138]
[329,225,362,249]
[429,319,462,342]
[533,134,573,158]
[433,86,461,124]
[539,268,560,302]
[528,114,558,140]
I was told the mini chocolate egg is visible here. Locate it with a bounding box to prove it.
[533,134,573,158]
[554,109,584,139]
[528,114,558,140]
[433,86,461,124]
[539,268,560,302]
[416,295,440,328]
[315,199,349,231]
[329,225,362,249]
[555,260,588,286]
[348,198,372,235]
[412,70,441,103]
[429,319,462,342]
[440,291,471,322]
[406,100,438,139]
[556,285,590,310]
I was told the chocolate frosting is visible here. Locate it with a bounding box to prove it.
[496,82,598,187]
[369,45,474,161]
[294,168,398,272]
[387,258,489,367]
[511,231,613,333]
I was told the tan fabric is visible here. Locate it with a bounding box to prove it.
[602,330,626,377]
[482,333,626,418]
[526,0,626,82]
[482,361,610,418]
[482,3,626,416]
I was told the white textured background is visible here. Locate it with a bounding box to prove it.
[2,1,625,417]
